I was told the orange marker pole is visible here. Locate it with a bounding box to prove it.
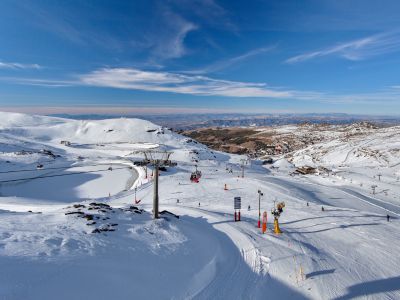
[262,211,268,234]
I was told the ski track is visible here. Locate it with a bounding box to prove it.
[154,165,400,299]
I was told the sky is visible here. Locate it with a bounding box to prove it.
[1,0,400,115]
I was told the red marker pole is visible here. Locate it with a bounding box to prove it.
[257,190,263,228]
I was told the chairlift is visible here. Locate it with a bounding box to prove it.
[190,165,202,183]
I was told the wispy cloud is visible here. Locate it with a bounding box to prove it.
[185,45,276,74]
[288,86,400,105]
[151,10,197,60]
[169,0,237,32]
[16,2,89,46]
[4,67,400,106]
[17,1,198,58]
[2,67,294,98]
[0,61,41,70]
[0,77,72,87]
[286,31,400,63]
[79,68,293,98]
[128,6,198,61]
[0,106,246,115]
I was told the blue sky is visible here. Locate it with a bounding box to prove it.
[1,0,400,115]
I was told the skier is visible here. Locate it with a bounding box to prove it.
[198,202,201,207]
[321,206,325,212]
[248,205,251,211]
[387,214,390,222]
[307,202,309,207]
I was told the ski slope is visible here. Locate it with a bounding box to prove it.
[0,112,399,299]
[288,124,400,209]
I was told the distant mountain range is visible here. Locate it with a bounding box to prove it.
[50,113,400,130]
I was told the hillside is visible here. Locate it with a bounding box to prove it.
[181,122,384,156]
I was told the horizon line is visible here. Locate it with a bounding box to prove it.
[0,106,400,118]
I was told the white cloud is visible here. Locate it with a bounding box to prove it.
[289,86,400,105]
[79,67,293,98]
[185,45,276,74]
[0,77,73,87]
[4,67,400,106]
[0,105,241,115]
[0,61,41,70]
[138,8,198,60]
[152,13,197,59]
[286,31,400,63]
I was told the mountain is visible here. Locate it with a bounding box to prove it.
[0,112,399,299]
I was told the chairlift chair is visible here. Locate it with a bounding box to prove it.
[190,165,202,183]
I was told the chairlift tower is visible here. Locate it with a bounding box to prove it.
[371,184,378,195]
[132,149,173,219]
[240,158,247,178]
[257,190,264,228]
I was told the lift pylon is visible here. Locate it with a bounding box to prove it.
[130,149,174,219]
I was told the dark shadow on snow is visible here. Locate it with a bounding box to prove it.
[334,276,400,300]
[0,171,101,202]
[306,268,336,279]
[285,222,380,234]
[282,214,387,225]
[179,214,309,300]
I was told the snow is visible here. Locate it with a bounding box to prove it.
[0,112,399,299]
[0,165,135,202]
[288,125,400,208]
[272,158,295,170]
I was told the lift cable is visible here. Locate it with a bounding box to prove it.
[0,166,131,184]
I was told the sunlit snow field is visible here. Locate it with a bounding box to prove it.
[0,112,399,299]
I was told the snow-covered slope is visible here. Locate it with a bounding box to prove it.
[287,124,400,207]
[0,112,227,170]
[0,111,193,151]
[0,112,399,299]
[290,124,400,169]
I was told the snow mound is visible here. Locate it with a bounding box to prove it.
[272,158,294,170]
